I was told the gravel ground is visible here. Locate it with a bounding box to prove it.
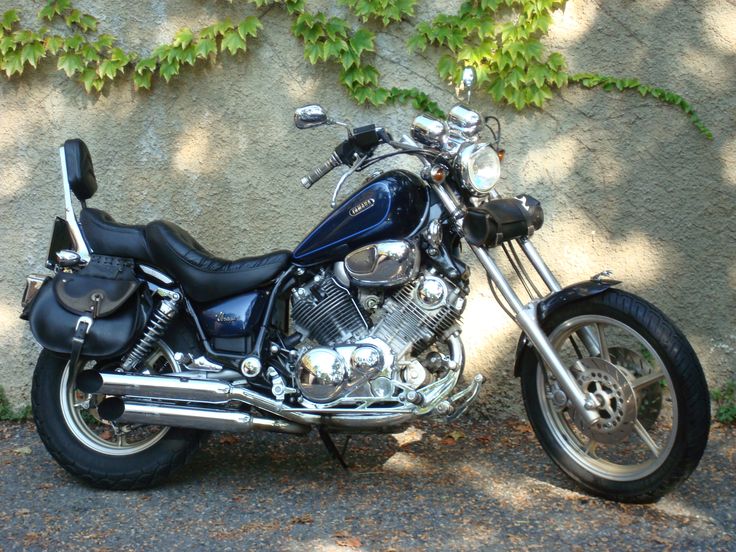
[0,419,733,551]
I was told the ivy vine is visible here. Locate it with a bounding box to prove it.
[0,0,712,138]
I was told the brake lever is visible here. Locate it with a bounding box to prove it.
[330,154,368,209]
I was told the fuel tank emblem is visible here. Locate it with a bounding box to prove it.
[349,197,375,216]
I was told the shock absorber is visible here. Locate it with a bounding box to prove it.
[121,295,180,371]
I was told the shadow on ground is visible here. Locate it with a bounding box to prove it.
[0,419,733,551]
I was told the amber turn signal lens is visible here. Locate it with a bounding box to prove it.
[497,149,505,162]
[430,165,447,183]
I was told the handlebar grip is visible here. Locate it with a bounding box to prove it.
[300,152,342,189]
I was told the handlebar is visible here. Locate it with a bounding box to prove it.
[300,152,343,189]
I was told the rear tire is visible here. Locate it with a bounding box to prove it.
[32,349,202,490]
[520,289,710,503]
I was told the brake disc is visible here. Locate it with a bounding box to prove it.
[571,357,638,444]
[609,346,663,430]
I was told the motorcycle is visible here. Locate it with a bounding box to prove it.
[21,69,710,502]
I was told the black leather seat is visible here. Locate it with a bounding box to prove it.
[145,220,291,303]
[80,208,154,263]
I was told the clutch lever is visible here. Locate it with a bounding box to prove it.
[331,154,368,209]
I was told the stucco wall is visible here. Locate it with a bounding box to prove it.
[0,0,733,415]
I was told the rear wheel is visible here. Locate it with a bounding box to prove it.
[520,289,710,503]
[32,344,202,489]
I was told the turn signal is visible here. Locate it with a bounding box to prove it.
[430,165,447,183]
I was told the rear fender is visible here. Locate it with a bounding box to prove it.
[512,279,620,377]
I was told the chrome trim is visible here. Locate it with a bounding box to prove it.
[100,399,310,435]
[77,335,466,431]
[21,274,47,308]
[447,104,482,138]
[344,240,420,287]
[59,146,90,261]
[294,104,328,129]
[139,264,175,285]
[410,114,447,149]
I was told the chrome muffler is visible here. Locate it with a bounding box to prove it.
[97,397,309,435]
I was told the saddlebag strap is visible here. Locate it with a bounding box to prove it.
[69,316,93,371]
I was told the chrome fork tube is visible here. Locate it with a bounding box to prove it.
[428,181,598,425]
[518,237,601,356]
[471,246,599,425]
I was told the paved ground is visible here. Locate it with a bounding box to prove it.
[0,419,733,551]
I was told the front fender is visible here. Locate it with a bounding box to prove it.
[512,278,620,377]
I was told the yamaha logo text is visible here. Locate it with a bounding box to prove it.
[349,197,375,216]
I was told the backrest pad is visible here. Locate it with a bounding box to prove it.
[64,138,98,201]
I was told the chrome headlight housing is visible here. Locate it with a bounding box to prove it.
[458,143,501,195]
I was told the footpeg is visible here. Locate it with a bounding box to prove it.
[443,374,484,421]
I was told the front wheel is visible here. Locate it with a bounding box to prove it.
[520,289,710,503]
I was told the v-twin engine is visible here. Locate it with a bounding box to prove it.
[290,269,465,405]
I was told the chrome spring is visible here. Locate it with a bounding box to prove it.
[121,298,179,370]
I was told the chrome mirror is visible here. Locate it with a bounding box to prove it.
[294,105,329,129]
[459,66,477,102]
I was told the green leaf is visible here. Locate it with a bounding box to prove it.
[407,33,427,52]
[79,13,97,32]
[133,70,152,90]
[0,35,15,55]
[80,42,101,63]
[349,28,374,58]
[98,58,125,80]
[2,10,19,32]
[64,34,85,51]
[212,18,234,36]
[57,52,85,77]
[437,54,457,81]
[159,59,179,82]
[21,41,45,68]
[194,38,216,59]
[135,56,157,74]
[79,67,98,93]
[220,29,246,55]
[2,49,23,76]
[95,34,115,50]
[44,35,64,54]
[527,62,549,88]
[237,16,261,40]
[173,28,194,49]
[179,45,196,66]
[488,78,506,102]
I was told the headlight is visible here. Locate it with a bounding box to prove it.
[458,143,501,195]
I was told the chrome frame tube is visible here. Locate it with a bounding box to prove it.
[59,146,91,261]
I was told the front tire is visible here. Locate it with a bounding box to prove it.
[32,349,202,490]
[520,289,710,503]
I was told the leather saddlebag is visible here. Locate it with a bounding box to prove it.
[27,255,148,359]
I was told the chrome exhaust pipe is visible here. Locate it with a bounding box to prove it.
[79,333,463,432]
[97,397,309,435]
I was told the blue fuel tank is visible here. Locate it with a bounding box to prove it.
[293,169,429,266]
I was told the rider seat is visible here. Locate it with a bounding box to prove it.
[145,220,290,303]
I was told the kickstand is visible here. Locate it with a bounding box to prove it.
[318,427,351,470]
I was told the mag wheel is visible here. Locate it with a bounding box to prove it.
[32,343,202,489]
[520,289,710,503]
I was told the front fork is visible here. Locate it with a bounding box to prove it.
[430,182,600,426]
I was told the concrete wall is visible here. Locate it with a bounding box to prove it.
[1,0,733,415]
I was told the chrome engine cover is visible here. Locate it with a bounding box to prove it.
[296,343,384,403]
[291,268,465,408]
[344,240,420,287]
